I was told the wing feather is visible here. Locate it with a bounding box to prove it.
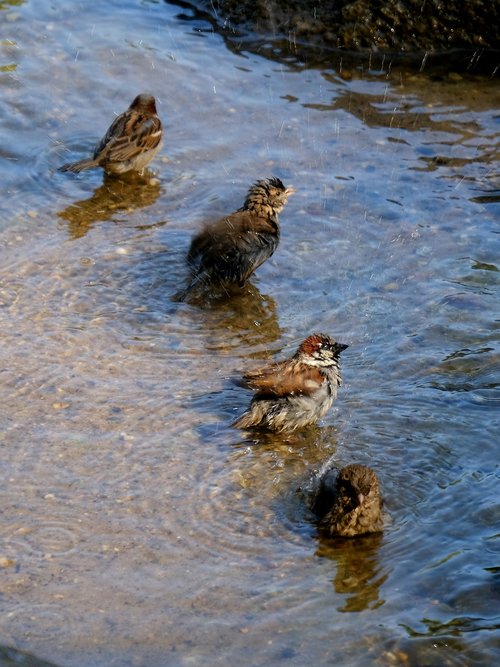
[188,211,278,285]
[94,115,162,162]
[242,362,324,397]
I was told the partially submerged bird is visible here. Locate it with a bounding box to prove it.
[184,177,294,296]
[233,333,348,432]
[59,93,163,175]
[311,463,384,537]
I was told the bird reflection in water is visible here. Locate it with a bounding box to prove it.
[228,425,341,506]
[193,282,282,354]
[57,171,162,239]
[316,532,387,612]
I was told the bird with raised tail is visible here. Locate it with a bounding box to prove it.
[59,93,163,176]
[311,463,384,537]
[233,333,348,432]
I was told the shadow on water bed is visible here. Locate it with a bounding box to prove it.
[0,0,499,666]
[0,645,62,667]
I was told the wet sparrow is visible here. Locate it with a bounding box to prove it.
[233,333,348,432]
[59,94,163,175]
[311,464,384,537]
[185,177,294,294]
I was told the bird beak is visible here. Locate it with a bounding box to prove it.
[285,186,296,196]
[357,493,365,506]
[336,343,349,353]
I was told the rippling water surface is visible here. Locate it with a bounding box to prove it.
[1,1,499,666]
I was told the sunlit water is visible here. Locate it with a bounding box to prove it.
[1,1,499,666]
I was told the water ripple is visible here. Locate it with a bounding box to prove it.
[0,603,76,642]
[1,520,80,559]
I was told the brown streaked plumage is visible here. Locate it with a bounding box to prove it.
[233,333,348,432]
[59,94,163,175]
[311,464,384,537]
[184,177,294,295]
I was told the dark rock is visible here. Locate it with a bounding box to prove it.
[181,0,500,73]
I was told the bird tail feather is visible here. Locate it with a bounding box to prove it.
[232,411,255,429]
[59,158,98,173]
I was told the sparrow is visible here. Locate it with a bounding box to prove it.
[185,177,294,294]
[233,333,348,432]
[311,464,384,537]
[59,94,163,175]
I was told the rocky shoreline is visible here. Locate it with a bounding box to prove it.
[186,0,500,73]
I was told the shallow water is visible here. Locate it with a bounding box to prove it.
[1,1,499,666]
